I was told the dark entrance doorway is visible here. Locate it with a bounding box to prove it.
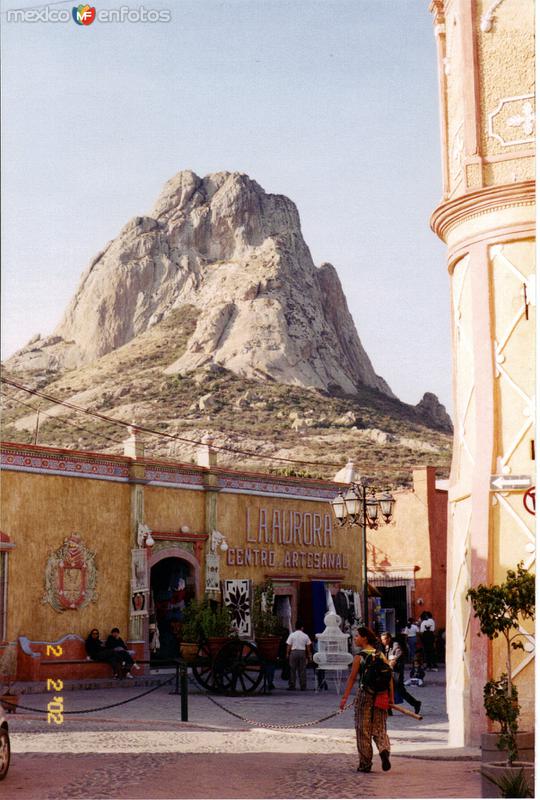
[150,557,195,662]
[378,584,407,635]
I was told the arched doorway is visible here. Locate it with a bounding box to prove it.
[149,552,198,662]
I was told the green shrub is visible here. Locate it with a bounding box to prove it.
[467,564,535,766]
[252,581,281,637]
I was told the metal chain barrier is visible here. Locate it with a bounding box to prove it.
[202,689,355,729]
[3,675,174,715]
[185,668,354,729]
[8,667,351,727]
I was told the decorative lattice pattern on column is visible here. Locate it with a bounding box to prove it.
[490,240,535,688]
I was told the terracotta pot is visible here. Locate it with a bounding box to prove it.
[0,694,19,714]
[480,760,534,798]
[481,731,535,763]
[206,637,229,658]
[255,636,281,662]
[179,642,199,663]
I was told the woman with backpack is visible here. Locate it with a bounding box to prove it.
[339,627,394,773]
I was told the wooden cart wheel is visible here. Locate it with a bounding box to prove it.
[191,642,217,691]
[212,640,264,695]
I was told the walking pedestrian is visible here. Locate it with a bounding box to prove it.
[402,618,419,662]
[381,632,421,715]
[286,621,312,691]
[420,612,437,670]
[339,626,394,773]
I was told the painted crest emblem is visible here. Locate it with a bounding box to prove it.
[42,533,98,612]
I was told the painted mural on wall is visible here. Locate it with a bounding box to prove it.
[223,579,251,637]
[42,533,98,612]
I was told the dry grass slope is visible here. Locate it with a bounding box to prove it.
[1,306,452,485]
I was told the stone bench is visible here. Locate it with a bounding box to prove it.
[17,634,145,682]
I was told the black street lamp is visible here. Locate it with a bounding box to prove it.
[330,480,395,626]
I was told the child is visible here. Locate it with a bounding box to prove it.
[405,654,426,687]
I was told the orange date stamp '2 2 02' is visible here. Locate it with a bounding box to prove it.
[46,644,64,725]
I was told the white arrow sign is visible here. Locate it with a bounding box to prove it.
[490,475,532,491]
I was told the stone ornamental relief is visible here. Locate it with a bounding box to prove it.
[42,533,98,612]
[488,94,535,147]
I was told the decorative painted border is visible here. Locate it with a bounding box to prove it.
[143,465,338,500]
[1,450,129,480]
[218,476,336,500]
[1,442,340,501]
[144,467,205,488]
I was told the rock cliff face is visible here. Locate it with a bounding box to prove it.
[415,392,453,433]
[7,170,393,397]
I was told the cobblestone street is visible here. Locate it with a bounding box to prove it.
[4,666,481,798]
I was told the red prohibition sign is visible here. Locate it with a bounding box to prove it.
[523,486,535,516]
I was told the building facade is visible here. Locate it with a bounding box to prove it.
[429,0,535,745]
[368,467,448,636]
[0,437,447,672]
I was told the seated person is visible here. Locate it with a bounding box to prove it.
[85,629,124,678]
[405,655,426,687]
[105,627,140,678]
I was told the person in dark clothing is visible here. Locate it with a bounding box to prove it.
[105,627,140,679]
[85,629,124,678]
[420,612,437,669]
[380,632,421,716]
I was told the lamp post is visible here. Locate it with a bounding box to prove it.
[330,480,395,627]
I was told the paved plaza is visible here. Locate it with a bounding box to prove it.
[3,665,482,798]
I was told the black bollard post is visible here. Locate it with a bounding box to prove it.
[169,660,180,695]
[180,662,188,721]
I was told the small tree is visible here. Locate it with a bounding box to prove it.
[0,643,18,695]
[252,581,281,637]
[180,599,204,643]
[466,563,535,765]
[199,598,232,639]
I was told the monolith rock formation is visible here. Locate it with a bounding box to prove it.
[7,170,393,398]
[3,170,453,482]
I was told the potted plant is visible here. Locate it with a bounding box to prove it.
[0,643,20,714]
[253,581,282,661]
[466,563,535,797]
[199,599,232,657]
[179,600,203,663]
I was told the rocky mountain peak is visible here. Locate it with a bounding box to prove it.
[6,170,393,398]
[415,392,453,433]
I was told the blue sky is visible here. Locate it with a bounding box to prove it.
[1,0,451,409]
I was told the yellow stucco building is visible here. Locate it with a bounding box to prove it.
[0,436,359,664]
[429,0,535,745]
[0,433,448,678]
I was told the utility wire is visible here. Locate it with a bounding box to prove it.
[0,377,342,469]
[0,389,126,448]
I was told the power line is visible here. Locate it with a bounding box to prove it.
[0,390,126,447]
[0,377,343,469]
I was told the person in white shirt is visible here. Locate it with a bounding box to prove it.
[402,618,419,663]
[286,622,312,691]
[419,612,437,670]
